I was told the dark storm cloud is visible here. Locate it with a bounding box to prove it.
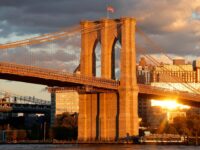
[1,0,200,58]
[0,0,121,35]
[0,47,79,64]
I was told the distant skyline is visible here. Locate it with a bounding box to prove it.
[0,0,200,99]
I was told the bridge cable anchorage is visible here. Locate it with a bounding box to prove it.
[136,27,200,94]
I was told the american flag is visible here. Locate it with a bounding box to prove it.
[107,6,115,13]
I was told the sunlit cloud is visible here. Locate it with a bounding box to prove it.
[0,32,39,44]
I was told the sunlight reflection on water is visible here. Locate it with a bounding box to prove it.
[0,144,199,150]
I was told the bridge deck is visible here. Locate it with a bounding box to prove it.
[0,62,119,90]
[0,62,199,106]
[0,102,50,113]
[138,84,200,107]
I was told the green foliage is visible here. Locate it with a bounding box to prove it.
[54,112,78,128]
[28,124,42,140]
[52,126,77,140]
[164,124,178,134]
[51,112,78,140]
[161,114,200,137]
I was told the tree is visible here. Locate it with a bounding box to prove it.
[164,124,178,134]
[186,114,200,145]
[52,112,78,140]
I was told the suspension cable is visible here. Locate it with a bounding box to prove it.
[136,27,200,93]
[137,46,182,91]
[0,22,122,50]
[136,43,200,94]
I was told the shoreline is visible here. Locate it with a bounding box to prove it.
[0,141,197,145]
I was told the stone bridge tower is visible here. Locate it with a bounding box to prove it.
[78,17,139,141]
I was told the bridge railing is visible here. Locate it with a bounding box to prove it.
[0,62,119,89]
[139,84,200,100]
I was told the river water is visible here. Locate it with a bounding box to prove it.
[0,144,199,150]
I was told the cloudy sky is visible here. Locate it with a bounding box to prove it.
[0,0,200,99]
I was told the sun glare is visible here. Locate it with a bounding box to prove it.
[151,99,190,110]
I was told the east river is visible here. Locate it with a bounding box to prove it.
[0,144,199,150]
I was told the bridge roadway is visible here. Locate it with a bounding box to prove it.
[0,62,118,89]
[0,102,50,113]
[138,84,200,107]
[0,62,200,106]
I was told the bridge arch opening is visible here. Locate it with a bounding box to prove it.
[93,41,101,77]
[112,39,121,80]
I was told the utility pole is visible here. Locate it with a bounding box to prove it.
[43,121,46,141]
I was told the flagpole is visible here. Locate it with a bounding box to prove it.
[106,0,109,18]
[107,10,109,19]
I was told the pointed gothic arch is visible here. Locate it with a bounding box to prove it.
[110,37,122,80]
[92,40,101,77]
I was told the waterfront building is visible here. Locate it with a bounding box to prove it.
[173,58,185,65]
[138,97,168,128]
[147,106,167,128]
[53,90,79,115]
[137,57,151,84]
[151,64,196,83]
[138,96,151,126]
[150,58,200,83]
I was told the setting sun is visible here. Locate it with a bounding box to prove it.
[151,99,190,110]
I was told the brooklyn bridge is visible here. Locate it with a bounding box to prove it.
[0,18,200,141]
